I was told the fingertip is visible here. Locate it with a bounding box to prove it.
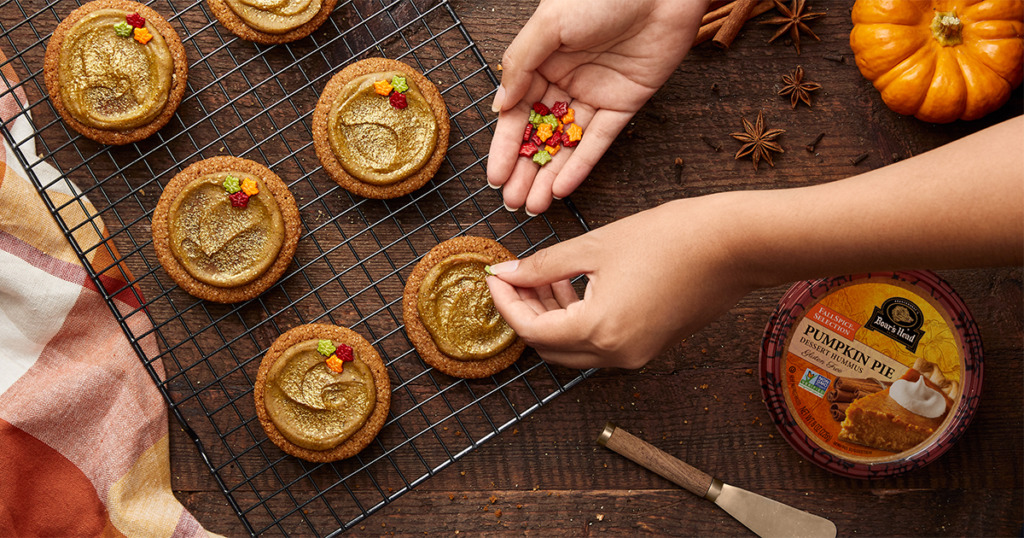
[525,166,556,216]
[487,260,520,275]
[490,85,506,113]
[524,200,549,217]
[551,173,585,200]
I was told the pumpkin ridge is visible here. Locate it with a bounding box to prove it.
[851,23,933,79]
[918,48,968,122]
[961,35,1023,82]
[953,45,1014,119]
[875,40,938,93]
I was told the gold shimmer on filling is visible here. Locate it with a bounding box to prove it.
[222,0,321,34]
[167,172,285,288]
[58,9,173,130]
[263,339,376,451]
[417,252,516,360]
[327,71,437,186]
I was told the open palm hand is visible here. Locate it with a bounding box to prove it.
[487,0,707,215]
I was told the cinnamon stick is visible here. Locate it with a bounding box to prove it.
[694,0,774,46]
[835,376,889,394]
[713,0,758,49]
[702,0,739,26]
[830,402,850,422]
[826,386,855,403]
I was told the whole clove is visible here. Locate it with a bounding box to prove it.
[699,134,723,152]
[805,132,826,152]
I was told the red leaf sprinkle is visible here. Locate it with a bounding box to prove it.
[389,91,408,109]
[126,12,146,28]
[229,191,250,207]
[519,142,539,157]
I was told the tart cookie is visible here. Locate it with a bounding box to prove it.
[44,0,188,145]
[402,236,524,379]
[152,156,301,303]
[255,324,391,462]
[313,58,450,199]
[207,0,339,44]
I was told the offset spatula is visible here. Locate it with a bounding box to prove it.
[598,422,837,538]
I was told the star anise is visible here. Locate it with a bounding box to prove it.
[778,66,822,108]
[731,111,785,170]
[761,0,825,54]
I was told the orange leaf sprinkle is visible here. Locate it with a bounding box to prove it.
[373,80,393,96]
[326,354,345,373]
[133,27,153,44]
[565,123,582,142]
[562,108,575,124]
[545,144,560,156]
[536,123,553,143]
[240,178,259,196]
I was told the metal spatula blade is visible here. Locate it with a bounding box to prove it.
[598,422,836,538]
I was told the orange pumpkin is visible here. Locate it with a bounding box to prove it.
[850,0,1024,123]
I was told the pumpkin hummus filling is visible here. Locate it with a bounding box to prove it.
[416,252,516,361]
[57,8,174,130]
[326,71,438,186]
[402,236,525,379]
[255,324,390,461]
[263,338,376,451]
[166,172,285,288]
[222,0,322,34]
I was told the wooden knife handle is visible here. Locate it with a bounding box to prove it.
[598,422,714,498]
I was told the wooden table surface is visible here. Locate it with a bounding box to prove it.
[4,0,1021,535]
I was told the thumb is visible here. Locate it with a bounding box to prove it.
[491,5,562,112]
[487,235,594,288]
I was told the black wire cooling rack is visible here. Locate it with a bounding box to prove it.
[0,0,593,534]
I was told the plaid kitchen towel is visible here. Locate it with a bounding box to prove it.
[0,54,215,536]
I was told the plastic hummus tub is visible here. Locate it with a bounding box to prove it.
[759,271,983,478]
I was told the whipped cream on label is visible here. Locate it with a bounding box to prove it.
[890,376,946,418]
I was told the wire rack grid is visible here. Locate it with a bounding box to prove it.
[0,0,594,534]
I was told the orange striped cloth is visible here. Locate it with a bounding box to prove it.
[0,55,216,535]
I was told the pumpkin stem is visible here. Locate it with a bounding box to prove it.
[930,10,963,47]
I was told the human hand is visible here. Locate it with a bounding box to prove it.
[487,0,707,215]
[485,194,755,370]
